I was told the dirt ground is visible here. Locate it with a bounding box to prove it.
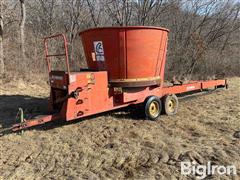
[0,77,239,179]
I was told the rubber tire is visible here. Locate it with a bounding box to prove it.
[144,96,162,120]
[162,94,179,116]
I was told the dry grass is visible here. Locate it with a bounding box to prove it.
[0,78,239,179]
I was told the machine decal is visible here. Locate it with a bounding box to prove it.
[186,86,196,91]
[69,75,76,83]
[51,75,63,80]
[93,41,105,61]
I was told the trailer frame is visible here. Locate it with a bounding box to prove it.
[1,33,228,133]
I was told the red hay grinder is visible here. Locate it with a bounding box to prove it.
[3,26,228,133]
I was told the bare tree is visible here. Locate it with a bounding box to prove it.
[105,0,133,26]
[86,0,102,27]
[19,0,26,61]
[220,3,240,52]
[0,0,4,74]
[165,0,240,79]
[38,0,57,35]
[135,0,167,25]
[61,0,87,70]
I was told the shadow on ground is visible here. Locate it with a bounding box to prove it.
[0,94,145,136]
[0,95,48,128]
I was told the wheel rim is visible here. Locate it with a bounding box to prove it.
[149,101,159,117]
[167,99,176,113]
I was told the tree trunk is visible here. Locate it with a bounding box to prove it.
[0,0,4,75]
[19,0,26,62]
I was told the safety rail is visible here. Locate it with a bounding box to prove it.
[44,33,70,75]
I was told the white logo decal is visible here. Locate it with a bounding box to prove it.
[94,41,105,61]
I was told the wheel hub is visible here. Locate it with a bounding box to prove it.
[149,101,159,117]
[168,99,175,113]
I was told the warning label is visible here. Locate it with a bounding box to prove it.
[93,41,105,61]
